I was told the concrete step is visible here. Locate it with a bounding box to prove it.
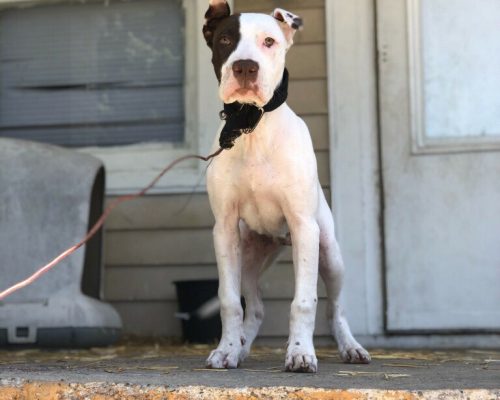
[1,345,499,399]
[1,381,499,400]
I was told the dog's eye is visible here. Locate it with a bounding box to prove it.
[219,36,232,46]
[264,37,275,48]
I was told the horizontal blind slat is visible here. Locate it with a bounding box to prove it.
[0,86,184,127]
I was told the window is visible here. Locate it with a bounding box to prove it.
[0,0,223,193]
[407,0,500,153]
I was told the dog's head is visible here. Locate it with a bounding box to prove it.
[203,0,302,107]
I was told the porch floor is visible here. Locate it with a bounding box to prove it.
[0,341,499,399]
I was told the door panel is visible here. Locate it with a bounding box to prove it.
[378,0,500,332]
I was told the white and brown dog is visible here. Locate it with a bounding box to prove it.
[203,0,370,372]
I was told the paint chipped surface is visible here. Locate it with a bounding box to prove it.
[0,383,499,400]
[0,344,499,398]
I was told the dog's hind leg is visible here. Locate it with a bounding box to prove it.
[317,194,371,364]
[238,222,282,363]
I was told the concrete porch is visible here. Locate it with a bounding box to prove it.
[1,341,499,399]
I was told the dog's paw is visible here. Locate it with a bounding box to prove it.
[206,346,240,369]
[339,345,371,364]
[285,344,318,373]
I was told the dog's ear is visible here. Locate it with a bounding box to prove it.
[203,0,231,48]
[272,8,303,48]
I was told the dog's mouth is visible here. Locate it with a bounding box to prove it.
[225,85,266,106]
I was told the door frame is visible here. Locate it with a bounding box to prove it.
[325,0,383,337]
[325,0,500,347]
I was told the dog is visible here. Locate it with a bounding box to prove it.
[203,0,370,372]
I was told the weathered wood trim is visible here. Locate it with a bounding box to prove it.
[104,263,328,302]
[104,229,292,266]
[293,8,326,45]
[326,0,383,335]
[104,229,216,266]
[105,187,331,231]
[287,44,327,79]
[288,79,328,114]
[111,299,332,337]
[105,194,215,231]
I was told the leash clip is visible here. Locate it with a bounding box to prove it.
[219,110,228,120]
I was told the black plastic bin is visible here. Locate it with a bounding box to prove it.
[174,279,221,344]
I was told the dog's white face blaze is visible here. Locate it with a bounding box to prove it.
[219,14,288,106]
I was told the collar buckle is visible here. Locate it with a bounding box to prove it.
[241,107,264,134]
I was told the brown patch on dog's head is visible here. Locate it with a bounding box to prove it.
[203,0,242,82]
[203,0,232,47]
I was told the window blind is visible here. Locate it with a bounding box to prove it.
[0,0,185,147]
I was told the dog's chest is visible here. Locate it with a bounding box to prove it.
[234,158,287,236]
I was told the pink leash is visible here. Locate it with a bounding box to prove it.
[0,148,223,301]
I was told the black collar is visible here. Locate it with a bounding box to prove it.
[218,68,289,149]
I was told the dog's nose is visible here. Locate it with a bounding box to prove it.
[232,59,259,84]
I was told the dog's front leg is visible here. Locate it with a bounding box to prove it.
[286,216,320,373]
[206,216,244,369]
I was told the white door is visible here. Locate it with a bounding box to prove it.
[377,0,500,332]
